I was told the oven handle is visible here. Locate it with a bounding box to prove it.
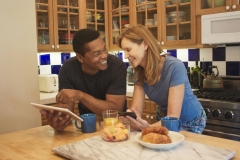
[203,129,240,138]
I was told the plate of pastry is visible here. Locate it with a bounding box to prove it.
[135,126,184,149]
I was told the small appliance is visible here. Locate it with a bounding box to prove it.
[39,74,58,93]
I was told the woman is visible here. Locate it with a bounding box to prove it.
[117,24,206,134]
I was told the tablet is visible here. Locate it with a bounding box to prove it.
[31,103,83,121]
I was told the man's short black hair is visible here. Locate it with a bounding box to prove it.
[72,28,100,56]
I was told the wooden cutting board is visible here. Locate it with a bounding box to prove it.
[52,132,236,160]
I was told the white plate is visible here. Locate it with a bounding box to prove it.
[135,131,184,149]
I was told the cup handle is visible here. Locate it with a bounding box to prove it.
[74,120,82,129]
[178,119,182,130]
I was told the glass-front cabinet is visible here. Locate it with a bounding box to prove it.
[36,0,81,51]
[109,0,132,50]
[135,0,159,40]
[196,0,240,15]
[85,0,108,48]
[36,0,54,51]
[159,0,196,47]
[36,0,108,52]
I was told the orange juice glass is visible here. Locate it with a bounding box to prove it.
[102,110,119,126]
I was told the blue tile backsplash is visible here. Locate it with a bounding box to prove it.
[38,46,240,76]
[212,47,225,61]
[40,54,50,65]
[188,49,199,61]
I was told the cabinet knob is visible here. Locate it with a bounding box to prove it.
[56,45,59,48]
[226,6,230,10]
[146,115,149,119]
[232,5,236,9]
[161,41,164,45]
[150,116,153,119]
[51,45,54,49]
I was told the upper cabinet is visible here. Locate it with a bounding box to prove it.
[196,0,240,15]
[108,0,133,50]
[159,0,196,48]
[108,0,196,50]
[85,0,109,49]
[36,0,108,52]
[135,1,159,40]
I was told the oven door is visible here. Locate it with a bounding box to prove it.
[202,124,240,141]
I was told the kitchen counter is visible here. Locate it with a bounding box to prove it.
[40,85,138,104]
[40,86,199,104]
[0,123,239,159]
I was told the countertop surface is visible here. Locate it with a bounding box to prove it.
[40,86,199,104]
[0,123,239,160]
[40,85,138,104]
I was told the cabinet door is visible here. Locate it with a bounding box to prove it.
[142,113,152,124]
[109,0,133,50]
[36,0,54,51]
[232,0,240,10]
[52,0,81,51]
[135,0,159,40]
[195,0,238,15]
[85,0,109,49]
[160,0,196,47]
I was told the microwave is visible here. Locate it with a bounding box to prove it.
[201,11,240,45]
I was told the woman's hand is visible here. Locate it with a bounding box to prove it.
[124,108,150,131]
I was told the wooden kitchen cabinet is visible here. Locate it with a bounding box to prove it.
[108,0,134,50]
[108,0,198,50]
[41,102,79,126]
[196,0,240,15]
[159,0,197,48]
[85,0,109,49]
[126,97,158,124]
[134,0,160,43]
[36,0,109,52]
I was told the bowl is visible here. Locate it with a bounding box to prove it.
[207,0,225,7]
[137,1,157,10]
[166,36,177,41]
[146,19,154,25]
[168,11,186,23]
[170,0,182,4]
[99,118,131,142]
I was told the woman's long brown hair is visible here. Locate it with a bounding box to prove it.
[117,24,163,86]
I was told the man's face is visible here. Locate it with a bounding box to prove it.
[77,36,108,75]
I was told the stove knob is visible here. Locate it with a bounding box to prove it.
[204,108,210,116]
[212,109,221,118]
[224,111,234,120]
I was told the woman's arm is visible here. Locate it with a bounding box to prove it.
[150,83,184,127]
[130,85,146,117]
[124,85,150,130]
[167,84,184,118]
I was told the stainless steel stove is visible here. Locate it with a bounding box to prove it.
[193,77,240,141]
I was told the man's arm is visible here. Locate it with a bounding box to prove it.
[56,89,125,116]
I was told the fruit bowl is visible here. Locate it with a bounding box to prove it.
[99,118,130,142]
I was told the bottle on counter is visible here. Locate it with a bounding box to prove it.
[192,61,201,89]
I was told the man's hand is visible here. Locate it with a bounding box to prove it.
[56,89,80,104]
[40,110,72,131]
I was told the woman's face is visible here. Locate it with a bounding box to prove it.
[121,37,148,68]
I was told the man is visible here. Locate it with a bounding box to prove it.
[40,28,127,131]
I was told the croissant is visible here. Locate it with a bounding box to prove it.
[142,132,172,144]
[142,126,169,136]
